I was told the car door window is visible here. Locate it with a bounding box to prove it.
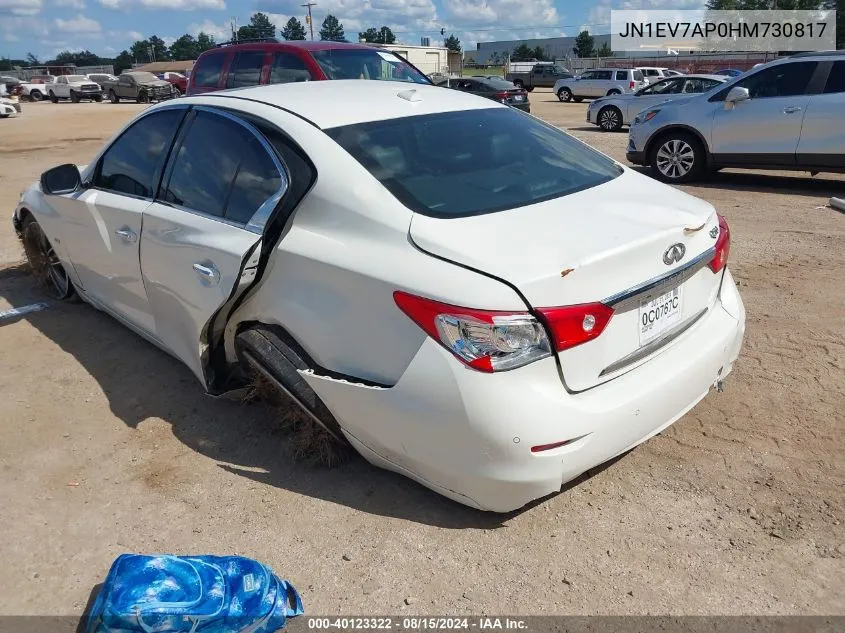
[193,52,226,88]
[713,62,818,100]
[615,71,628,81]
[823,61,845,94]
[269,52,314,84]
[641,78,681,95]
[162,110,282,224]
[580,72,594,80]
[95,109,185,198]
[596,70,613,80]
[681,78,712,93]
[226,51,266,88]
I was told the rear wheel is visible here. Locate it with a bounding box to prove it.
[29,89,43,102]
[557,87,572,102]
[513,79,524,89]
[20,215,76,300]
[598,105,623,132]
[649,131,705,183]
[108,89,119,104]
[235,325,348,445]
[49,91,58,103]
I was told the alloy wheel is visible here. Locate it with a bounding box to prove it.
[23,221,71,299]
[655,139,695,180]
[599,108,621,131]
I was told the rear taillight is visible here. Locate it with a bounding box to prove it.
[708,214,731,273]
[535,303,615,351]
[393,292,551,372]
[629,80,636,89]
[494,90,510,102]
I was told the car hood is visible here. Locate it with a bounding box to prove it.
[140,80,171,88]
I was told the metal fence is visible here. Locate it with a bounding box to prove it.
[561,52,781,74]
[3,65,115,80]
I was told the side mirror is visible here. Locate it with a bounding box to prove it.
[725,86,750,109]
[41,164,81,195]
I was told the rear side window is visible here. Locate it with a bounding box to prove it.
[193,52,226,88]
[226,51,266,89]
[95,109,184,198]
[633,70,644,81]
[269,52,314,84]
[163,111,282,223]
[327,108,622,218]
[615,71,627,81]
[823,61,845,94]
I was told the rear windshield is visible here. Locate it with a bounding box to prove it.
[327,108,622,218]
[480,77,518,90]
[311,49,430,84]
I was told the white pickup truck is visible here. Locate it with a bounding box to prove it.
[46,74,103,103]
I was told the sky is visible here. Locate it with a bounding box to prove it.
[0,0,706,61]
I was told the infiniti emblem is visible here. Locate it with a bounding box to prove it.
[663,243,686,265]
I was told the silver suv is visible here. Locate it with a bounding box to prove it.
[627,52,845,183]
[554,68,646,102]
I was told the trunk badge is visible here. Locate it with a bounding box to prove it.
[663,243,686,265]
[709,226,719,239]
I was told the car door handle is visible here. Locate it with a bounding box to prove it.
[782,106,802,114]
[192,262,220,286]
[114,227,137,243]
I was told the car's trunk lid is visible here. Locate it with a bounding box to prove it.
[409,169,723,390]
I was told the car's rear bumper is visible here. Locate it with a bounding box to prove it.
[511,103,531,112]
[301,270,745,512]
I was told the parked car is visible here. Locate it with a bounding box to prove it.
[554,68,646,102]
[587,75,728,131]
[635,67,672,84]
[187,39,431,96]
[446,76,530,112]
[0,97,20,117]
[18,75,54,101]
[627,52,845,182]
[101,72,176,103]
[714,69,743,77]
[505,63,572,91]
[87,73,119,90]
[47,75,102,102]
[163,72,188,96]
[663,69,685,77]
[13,79,745,512]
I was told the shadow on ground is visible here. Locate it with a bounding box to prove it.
[1,264,627,528]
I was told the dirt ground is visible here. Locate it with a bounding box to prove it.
[0,91,843,617]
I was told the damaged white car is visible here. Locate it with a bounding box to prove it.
[13,81,745,512]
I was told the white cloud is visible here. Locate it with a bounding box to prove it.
[99,0,224,9]
[0,0,43,16]
[54,0,85,7]
[188,19,232,40]
[4,32,21,41]
[442,0,557,28]
[54,14,102,33]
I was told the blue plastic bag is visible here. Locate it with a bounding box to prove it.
[86,554,303,633]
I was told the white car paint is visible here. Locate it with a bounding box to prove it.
[0,98,18,117]
[14,80,745,512]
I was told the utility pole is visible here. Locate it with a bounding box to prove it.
[302,2,316,41]
[230,17,238,42]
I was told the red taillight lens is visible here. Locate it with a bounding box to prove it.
[708,214,731,273]
[630,80,635,89]
[393,291,552,372]
[535,303,615,351]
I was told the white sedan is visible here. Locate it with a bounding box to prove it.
[13,80,745,512]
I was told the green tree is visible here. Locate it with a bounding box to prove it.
[359,26,396,43]
[531,46,547,61]
[596,42,612,57]
[574,30,595,58]
[114,50,134,73]
[237,12,277,41]
[26,52,40,65]
[444,34,461,52]
[281,17,307,40]
[510,43,535,61]
[825,0,843,49]
[196,31,216,52]
[169,34,198,60]
[319,14,346,41]
[49,49,101,66]
[490,51,501,64]
[130,37,169,63]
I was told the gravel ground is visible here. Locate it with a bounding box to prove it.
[0,92,842,617]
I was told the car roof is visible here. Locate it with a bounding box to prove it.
[208,40,381,53]
[658,74,726,81]
[180,80,502,129]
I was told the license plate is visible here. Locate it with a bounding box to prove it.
[513,95,524,102]
[638,286,683,346]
